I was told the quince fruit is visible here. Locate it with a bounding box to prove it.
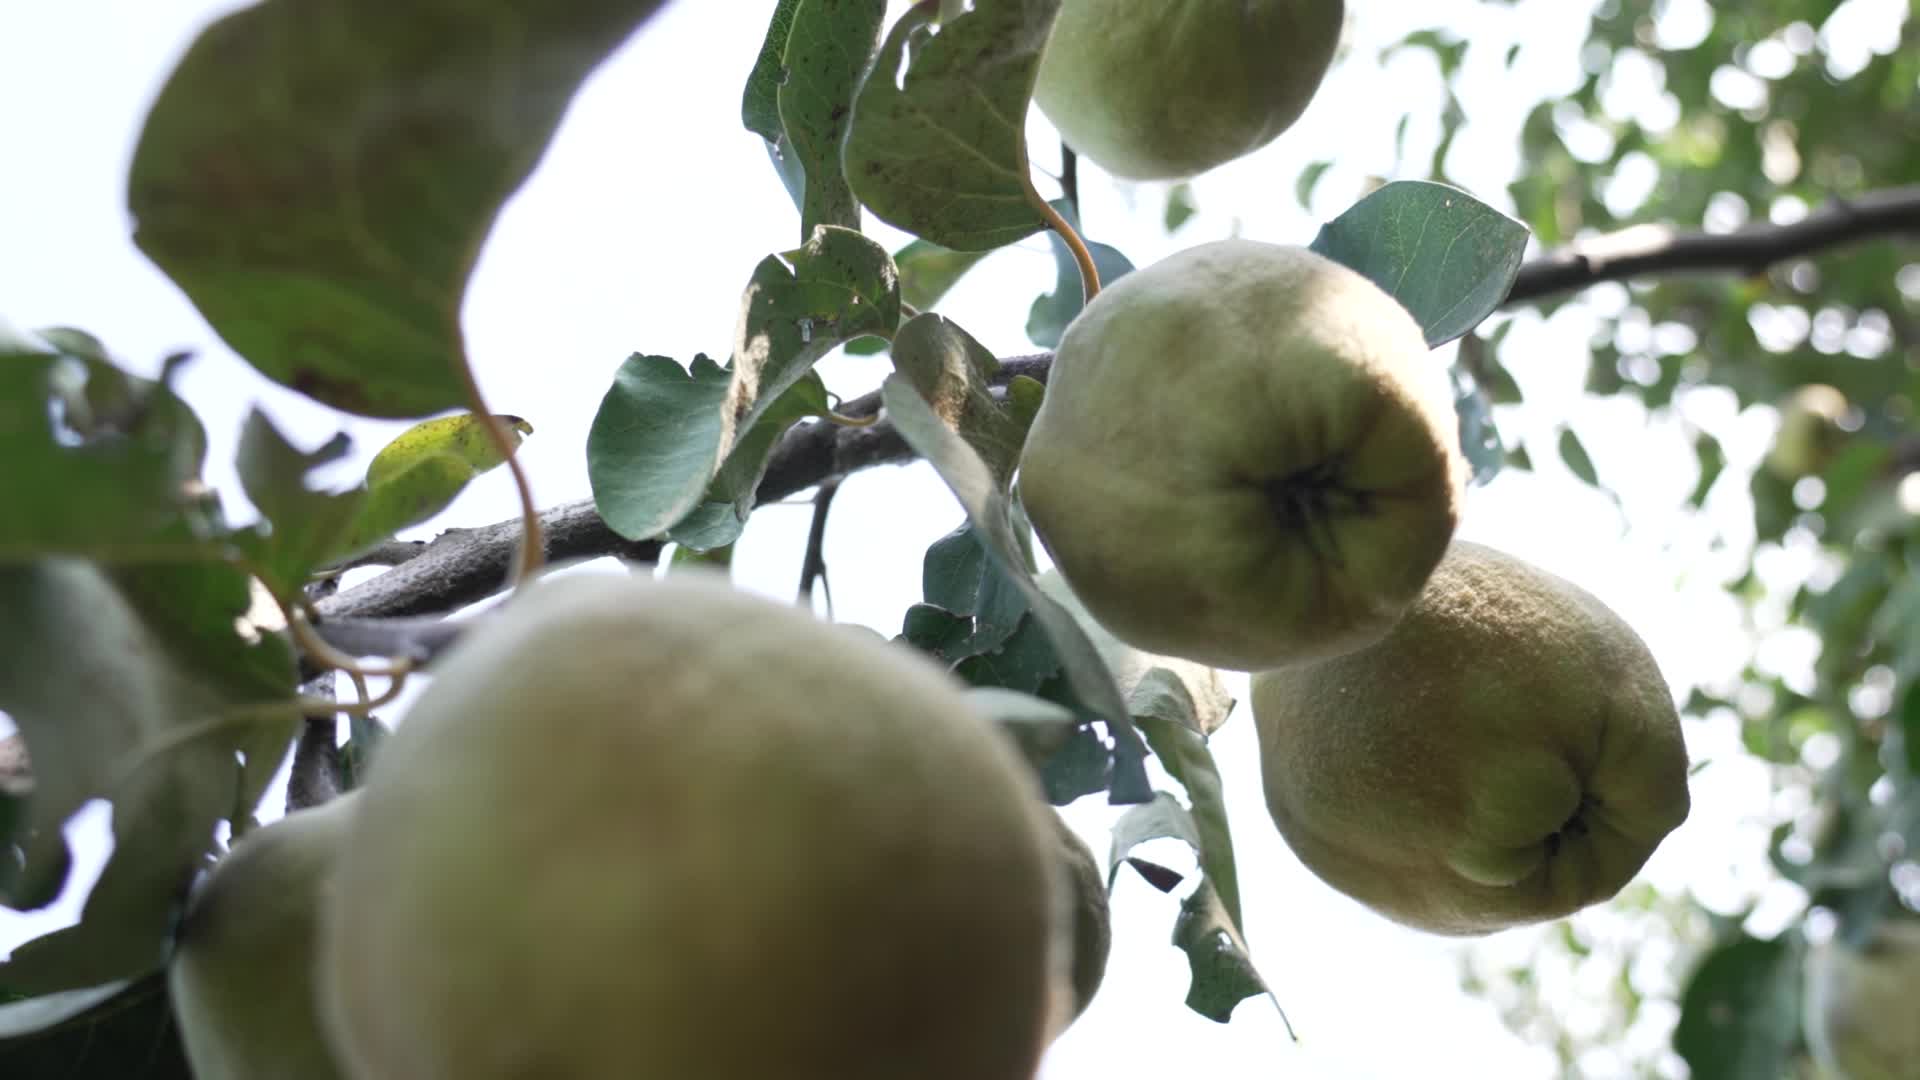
[1020,240,1465,671]
[1252,541,1690,934]
[318,570,1062,1079]
[1033,0,1345,179]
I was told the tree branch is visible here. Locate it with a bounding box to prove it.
[285,677,340,813]
[1506,184,1920,303]
[312,189,1920,629]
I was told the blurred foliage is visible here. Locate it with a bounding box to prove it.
[1379,0,1919,1075]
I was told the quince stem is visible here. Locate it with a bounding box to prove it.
[1032,195,1103,303]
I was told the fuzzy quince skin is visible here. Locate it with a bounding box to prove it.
[1034,0,1345,180]
[317,569,1062,1080]
[169,795,357,1080]
[1252,541,1690,935]
[1019,240,1465,672]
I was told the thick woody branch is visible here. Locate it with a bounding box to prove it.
[1506,184,1920,303]
[314,190,1920,633]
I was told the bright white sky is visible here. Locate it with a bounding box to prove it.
[3,0,1908,1076]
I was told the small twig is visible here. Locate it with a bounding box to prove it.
[797,479,842,613]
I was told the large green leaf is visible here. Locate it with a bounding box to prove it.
[778,0,886,239]
[0,975,189,1077]
[1310,180,1529,348]
[879,372,1150,803]
[0,561,297,994]
[1673,935,1800,1080]
[127,0,674,418]
[0,336,214,565]
[842,0,1057,251]
[589,226,898,541]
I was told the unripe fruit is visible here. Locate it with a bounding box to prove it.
[1020,240,1465,672]
[169,795,356,1080]
[1253,542,1690,935]
[1033,0,1345,180]
[318,569,1062,1080]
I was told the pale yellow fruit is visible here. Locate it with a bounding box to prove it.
[169,795,356,1080]
[1252,541,1690,935]
[1035,568,1233,732]
[1050,812,1111,1027]
[317,569,1061,1080]
[1805,917,1920,1080]
[1033,0,1344,180]
[1020,240,1466,672]
[1765,384,1850,479]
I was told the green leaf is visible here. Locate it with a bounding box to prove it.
[919,519,1028,653]
[1164,183,1199,232]
[845,239,997,355]
[0,561,297,994]
[963,687,1078,768]
[588,354,734,541]
[1294,161,1333,209]
[1131,670,1242,926]
[338,714,391,792]
[231,409,364,596]
[879,373,1150,803]
[1688,432,1726,508]
[897,238,994,312]
[1109,792,1271,1023]
[1025,199,1135,348]
[589,226,898,541]
[899,602,981,661]
[667,372,831,551]
[742,0,804,141]
[952,612,1066,695]
[1037,720,1113,805]
[0,975,189,1077]
[891,314,1033,484]
[1450,364,1505,487]
[1309,180,1530,348]
[779,0,886,239]
[332,413,533,560]
[1173,884,1270,1024]
[1674,935,1799,1080]
[126,0,672,418]
[1557,427,1601,487]
[842,0,1056,251]
[0,340,216,564]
